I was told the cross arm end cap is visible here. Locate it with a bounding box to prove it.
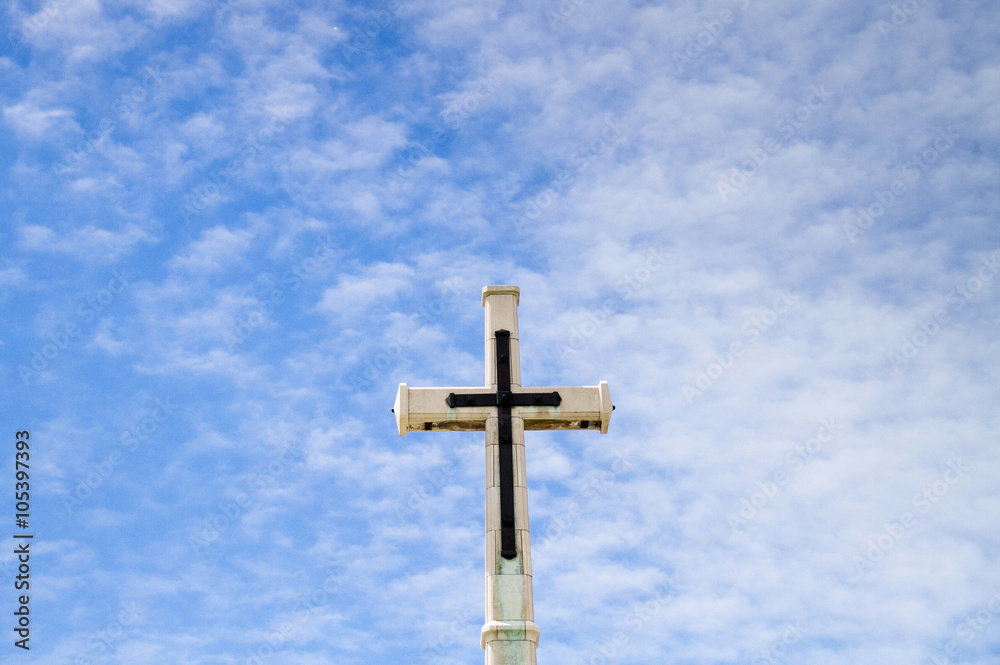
[394,383,408,436]
[599,380,612,434]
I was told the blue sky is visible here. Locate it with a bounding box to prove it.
[2,0,999,663]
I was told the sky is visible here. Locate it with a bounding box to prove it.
[1,0,999,663]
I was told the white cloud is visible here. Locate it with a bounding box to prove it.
[0,266,27,287]
[314,116,409,172]
[177,111,227,143]
[168,225,257,274]
[2,101,77,137]
[12,0,149,62]
[18,224,155,262]
[317,262,416,316]
[88,318,130,356]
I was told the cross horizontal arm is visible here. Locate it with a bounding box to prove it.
[394,382,613,436]
[521,383,612,432]
[394,385,494,435]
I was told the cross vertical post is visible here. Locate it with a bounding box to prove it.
[393,285,613,664]
[482,287,536,664]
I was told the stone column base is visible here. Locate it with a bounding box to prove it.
[482,620,540,665]
[481,619,540,649]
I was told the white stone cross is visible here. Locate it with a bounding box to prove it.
[394,285,613,664]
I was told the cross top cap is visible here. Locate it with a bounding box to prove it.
[482,285,519,307]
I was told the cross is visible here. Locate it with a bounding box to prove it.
[393,285,613,664]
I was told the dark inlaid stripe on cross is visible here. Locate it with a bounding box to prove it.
[445,330,561,559]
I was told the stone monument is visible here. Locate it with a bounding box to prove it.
[394,285,613,664]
